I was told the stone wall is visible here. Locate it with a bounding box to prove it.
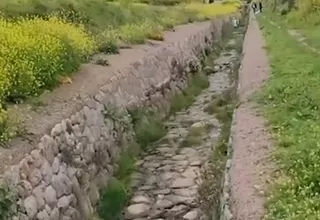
[1,17,234,220]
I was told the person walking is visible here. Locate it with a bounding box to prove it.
[258,1,263,13]
[252,2,257,13]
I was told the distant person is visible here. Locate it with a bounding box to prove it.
[252,2,257,13]
[258,1,263,13]
[232,17,240,28]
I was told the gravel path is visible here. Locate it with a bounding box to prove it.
[229,13,274,220]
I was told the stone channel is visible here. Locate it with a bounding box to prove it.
[123,37,242,220]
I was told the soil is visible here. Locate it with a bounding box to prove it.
[229,13,274,220]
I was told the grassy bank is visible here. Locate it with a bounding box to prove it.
[258,15,320,220]
[0,0,241,142]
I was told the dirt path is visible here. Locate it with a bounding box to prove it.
[229,13,274,220]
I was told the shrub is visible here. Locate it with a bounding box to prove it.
[0,107,24,143]
[0,186,13,220]
[0,15,96,101]
[185,3,240,20]
[98,178,127,220]
[129,109,166,150]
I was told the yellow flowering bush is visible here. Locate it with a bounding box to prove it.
[222,0,242,8]
[184,2,240,19]
[0,15,96,100]
[18,16,96,56]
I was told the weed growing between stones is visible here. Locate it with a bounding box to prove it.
[185,126,207,147]
[170,72,209,114]
[98,178,127,220]
[99,107,168,220]
[129,109,167,151]
[204,91,231,115]
[0,185,14,220]
[98,142,140,220]
[183,123,214,147]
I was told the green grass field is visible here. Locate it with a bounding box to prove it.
[258,14,320,220]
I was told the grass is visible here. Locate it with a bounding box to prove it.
[204,91,231,115]
[98,178,128,220]
[257,14,320,220]
[0,0,242,217]
[170,72,210,113]
[184,125,208,147]
[0,186,13,220]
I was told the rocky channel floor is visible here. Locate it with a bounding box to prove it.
[124,45,240,220]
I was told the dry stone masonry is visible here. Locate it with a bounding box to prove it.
[0,10,248,220]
